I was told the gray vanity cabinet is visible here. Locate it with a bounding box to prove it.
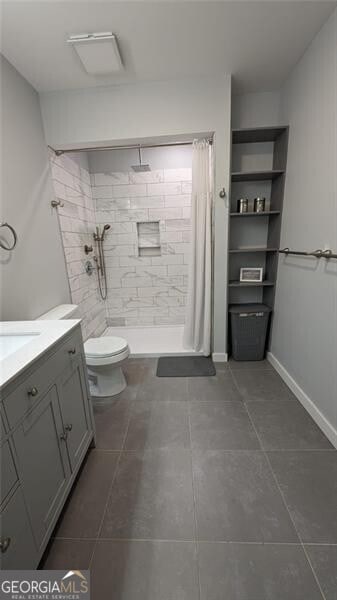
[0,324,95,568]
[0,486,38,569]
[12,384,71,550]
[57,356,92,473]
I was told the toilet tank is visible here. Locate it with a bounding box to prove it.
[36,304,79,320]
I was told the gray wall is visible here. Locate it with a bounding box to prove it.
[0,56,70,320]
[271,9,337,444]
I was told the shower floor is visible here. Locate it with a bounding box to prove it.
[104,325,203,357]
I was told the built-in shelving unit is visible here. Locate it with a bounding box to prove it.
[227,124,289,355]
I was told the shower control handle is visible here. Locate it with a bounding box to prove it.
[27,387,38,397]
[68,348,76,355]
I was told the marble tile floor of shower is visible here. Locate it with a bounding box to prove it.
[104,324,204,356]
[41,358,337,600]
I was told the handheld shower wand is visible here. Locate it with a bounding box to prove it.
[93,224,110,300]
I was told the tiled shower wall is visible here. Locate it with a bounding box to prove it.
[91,168,192,326]
[49,151,106,340]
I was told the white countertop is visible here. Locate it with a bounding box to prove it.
[0,320,81,390]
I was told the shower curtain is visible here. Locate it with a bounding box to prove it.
[183,139,213,356]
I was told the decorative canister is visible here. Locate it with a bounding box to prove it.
[254,197,266,212]
[237,198,249,213]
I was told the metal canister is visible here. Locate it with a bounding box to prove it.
[254,197,266,213]
[237,198,249,213]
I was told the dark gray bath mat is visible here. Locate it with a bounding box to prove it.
[156,356,216,377]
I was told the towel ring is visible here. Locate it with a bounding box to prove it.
[0,222,18,251]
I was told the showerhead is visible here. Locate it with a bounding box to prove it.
[102,223,111,239]
[131,146,150,172]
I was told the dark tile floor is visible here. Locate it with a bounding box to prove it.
[41,358,337,600]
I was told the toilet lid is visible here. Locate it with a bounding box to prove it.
[84,336,128,358]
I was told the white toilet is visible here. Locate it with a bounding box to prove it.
[37,304,130,399]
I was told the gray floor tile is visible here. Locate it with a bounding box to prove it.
[193,450,298,542]
[305,544,337,600]
[94,397,134,450]
[55,450,119,539]
[247,401,333,450]
[229,359,275,371]
[137,376,189,401]
[124,401,190,450]
[188,372,242,402]
[189,401,260,450]
[91,540,199,600]
[198,542,323,600]
[232,370,296,402]
[100,449,195,540]
[213,361,231,372]
[268,451,337,543]
[41,539,94,570]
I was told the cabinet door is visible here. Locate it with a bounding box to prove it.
[12,385,71,550]
[0,486,38,569]
[58,356,93,473]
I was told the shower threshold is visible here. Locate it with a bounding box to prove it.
[104,325,204,357]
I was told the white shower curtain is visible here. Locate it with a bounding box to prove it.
[183,139,212,355]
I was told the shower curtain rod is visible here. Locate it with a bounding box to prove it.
[49,138,213,156]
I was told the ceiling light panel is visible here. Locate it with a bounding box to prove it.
[67,32,123,75]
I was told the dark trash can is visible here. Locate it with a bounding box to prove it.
[229,304,272,361]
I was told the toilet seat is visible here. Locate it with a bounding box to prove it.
[84,336,129,366]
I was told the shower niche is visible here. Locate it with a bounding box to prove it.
[137,221,161,257]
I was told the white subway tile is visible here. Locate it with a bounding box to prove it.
[138,307,169,317]
[104,244,136,256]
[137,286,169,297]
[148,208,182,220]
[119,256,152,267]
[147,182,182,196]
[182,207,191,218]
[92,185,113,198]
[160,232,183,243]
[165,219,191,231]
[164,168,192,182]
[109,287,137,297]
[129,170,164,184]
[130,196,165,209]
[182,182,192,194]
[112,184,146,198]
[168,264,189,276]
[126,317,154,326]
[155,315,185,325]
[134,266,167,278]
[151,255,183,266]
[106,267,136,280]
[115,209,149,222]
[116,233,137,245]
[94,172,129,186]
[122,276,153,288]
[164,194,191,208]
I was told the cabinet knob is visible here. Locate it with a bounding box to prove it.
[27,387,38,397]
[0,537,11,553]
[60,431,68,441]
[68,348,76,355]
[64,423,73,432]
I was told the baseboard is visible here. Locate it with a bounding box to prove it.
[212,352,228,363]
[267,352,337,449]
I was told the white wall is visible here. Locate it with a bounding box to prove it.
[40,76,231,357]
[0,56,70,320]
[270,9,337,445]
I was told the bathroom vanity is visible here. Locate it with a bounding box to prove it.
[0,320,95,568]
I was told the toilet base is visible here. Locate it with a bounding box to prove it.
[87,364,127,398]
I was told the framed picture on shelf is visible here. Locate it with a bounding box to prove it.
[240,267,264,283]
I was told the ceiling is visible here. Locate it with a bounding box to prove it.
[1,1,336,94]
